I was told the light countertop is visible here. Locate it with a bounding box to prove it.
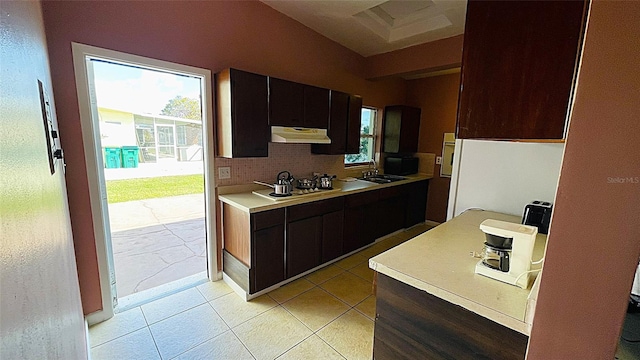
[369,209,547,335]
[218,174,432,213]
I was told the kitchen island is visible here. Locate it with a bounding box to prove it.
[218,175,432,299]
[369,209,547,359]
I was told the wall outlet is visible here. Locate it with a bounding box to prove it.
[218,167,231,179]
[436,156,443,165]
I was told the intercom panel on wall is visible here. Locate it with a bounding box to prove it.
[38,80,62,174]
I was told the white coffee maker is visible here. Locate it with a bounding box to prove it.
[475,219,537,289]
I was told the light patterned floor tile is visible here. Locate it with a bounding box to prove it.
[89,307,147,347]
[233,306,313,360]
[348,262,375,283]
[269,278,315,304]
[174,330,253,360]
[304,264,344,285]
[210,293,277,328]
[196,280,233,301]
[141,287,206,324]
[149,303,228,359]
[282,287,350,331]
[355,296,376,320]
[277,334,344,360]
[334,253,368,270]
[319,272,373,306]
[317,310,374,360]
[90,327,160,360]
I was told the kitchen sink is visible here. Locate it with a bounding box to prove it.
[359,174,407,184]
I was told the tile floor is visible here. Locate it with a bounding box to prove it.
[89,224,432,360]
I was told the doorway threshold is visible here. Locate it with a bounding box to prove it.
[115,271,208,313]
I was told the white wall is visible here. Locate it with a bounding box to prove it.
[447,140,564,219]
[0,1,87,358]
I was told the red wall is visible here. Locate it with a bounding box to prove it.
[406,73,460,223]
[41,0,407,314]
[527,1,640,358]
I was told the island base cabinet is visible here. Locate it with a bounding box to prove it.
[373,274,528,360]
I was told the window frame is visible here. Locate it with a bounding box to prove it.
[344,106,378,167]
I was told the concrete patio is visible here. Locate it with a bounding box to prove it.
[108,194,206,298]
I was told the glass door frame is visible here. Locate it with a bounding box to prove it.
[72,43,218,325]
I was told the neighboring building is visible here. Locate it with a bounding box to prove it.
[98,107,203,162]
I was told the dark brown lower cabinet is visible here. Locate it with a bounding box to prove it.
[286,216,322,278]
[343,190,379,254]
[251,210,285,293]
[404,180,429,228]
[374,274,528,360]
[321,210,344,263]
[287,197,344,277]
[223,180,429,294]
[376,186,406,238]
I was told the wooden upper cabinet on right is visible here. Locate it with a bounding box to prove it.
[456,0,587,140]
[383,105,421,154]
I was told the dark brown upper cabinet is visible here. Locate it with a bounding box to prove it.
[269,77,329,129]
[311,91,362,155]
[346,95,363,154]
[268,77,304,127]
[216,68,269,158]
[382,105,421,154]
[304,85,330,128]
[456,0,587,140]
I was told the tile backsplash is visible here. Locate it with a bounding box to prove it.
[215,143,346,186]
[214,143,436,187]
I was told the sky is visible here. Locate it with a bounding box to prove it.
[91,59,202,115]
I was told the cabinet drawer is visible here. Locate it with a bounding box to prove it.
[252,208,285,231]
[345,190,379,208]
[288,197,344,222]
[379,185,402,200]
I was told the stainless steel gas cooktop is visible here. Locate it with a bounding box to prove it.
[252,188,340,201]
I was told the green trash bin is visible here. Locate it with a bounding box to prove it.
[121,146,140,168]
[104,147,122,169]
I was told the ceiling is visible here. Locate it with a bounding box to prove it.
[261,0,467,57]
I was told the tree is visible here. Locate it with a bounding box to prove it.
[160,96,201,120]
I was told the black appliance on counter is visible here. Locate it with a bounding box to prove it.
[384,156,419,176]
[522,200,553,234]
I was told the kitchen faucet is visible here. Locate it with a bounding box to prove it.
[363,159,378,178]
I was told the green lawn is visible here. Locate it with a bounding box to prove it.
[106,174,204,203]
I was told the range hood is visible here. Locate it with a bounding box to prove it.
[271,126,331,144]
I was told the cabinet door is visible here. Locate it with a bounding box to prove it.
[287,216,322,278]
[404,180,429,228]
[312,90,348,155]
[322,210,344,263]
[383,106,421,154]
[269,77,304,127]
[456,1,586,139]
[217,68,269,158]
[252,224,285,293]
[346,95,363,154]
[343,191,379,253]
[303,85,330,129]
[376,187,406,237]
